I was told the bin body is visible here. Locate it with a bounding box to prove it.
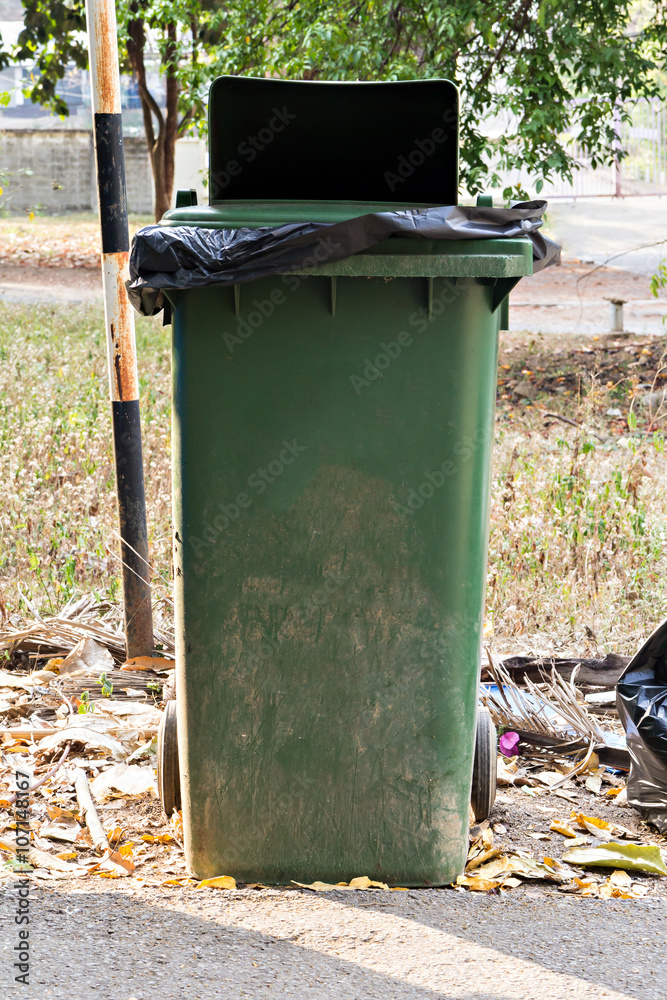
[166,220,532,884]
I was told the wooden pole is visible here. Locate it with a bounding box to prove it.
[85,0,154,657]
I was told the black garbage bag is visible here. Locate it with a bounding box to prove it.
[127,201,560,317]
[617,619,667,833]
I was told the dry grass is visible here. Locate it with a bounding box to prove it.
[1,298,666,660]
[0,213,153,268]
[489,329,667,657]
[0,302,172,618]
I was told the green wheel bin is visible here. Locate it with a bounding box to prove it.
[154,77,535,885]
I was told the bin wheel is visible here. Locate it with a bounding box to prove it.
[157,700,182,817]
[471,706,497,822]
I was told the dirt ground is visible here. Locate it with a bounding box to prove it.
[512,261,667,337]
[0,263,102,304]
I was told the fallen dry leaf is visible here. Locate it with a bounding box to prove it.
[90,763,157,802]
[59,637,114,677]
[456,875,504,891]
[170,810,184,840]
[553,789,579,802]
[585,774,603,795]
[0,670,42,690]
[292,876,389,892]
[196,875,236,890]
[39,822,82,843]
[37,727,126,759]
[461,852,568,890]
[550,820,578,838]
[89,849,135,876]
[121,656,175,672]
[348,876,390,890]
[466,847,502,871]
[95,701,163,728]
[496,757,518,786]
[149,876,197,888]
[534,771,567,787]
[46,806,78,821]
[0,836,86,874]
[570,812,615,838]
[562,842,667,876]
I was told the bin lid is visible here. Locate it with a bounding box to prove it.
[208,76,458,206]
[160,202,535,279]
[165,200,438,228]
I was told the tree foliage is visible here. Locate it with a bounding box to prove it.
[209,0,660,197]
[4,0,664,217]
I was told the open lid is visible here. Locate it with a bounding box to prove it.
[208,76,458,205]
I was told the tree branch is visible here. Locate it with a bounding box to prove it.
[177,106,195,137]
[476,0,533,91]
[378,2,406,73]
[126,14,163,149]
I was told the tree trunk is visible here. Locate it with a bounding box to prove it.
[162,22,179,215]
[150,130,171,222]
[126,14,179,221]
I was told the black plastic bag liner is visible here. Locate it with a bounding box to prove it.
[617,619,667,833]
[128,201,560,317]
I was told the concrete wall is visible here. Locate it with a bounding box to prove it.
[0,129,199,215]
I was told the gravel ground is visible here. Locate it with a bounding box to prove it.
[0,880,664,1000]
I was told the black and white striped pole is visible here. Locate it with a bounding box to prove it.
[85,0,154,657]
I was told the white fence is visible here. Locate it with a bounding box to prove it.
[496,98,667,200]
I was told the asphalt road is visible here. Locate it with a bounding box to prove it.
[546,198,667,275]
[0,882,664,999]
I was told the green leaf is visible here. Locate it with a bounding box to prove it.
[562,842,667,876]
